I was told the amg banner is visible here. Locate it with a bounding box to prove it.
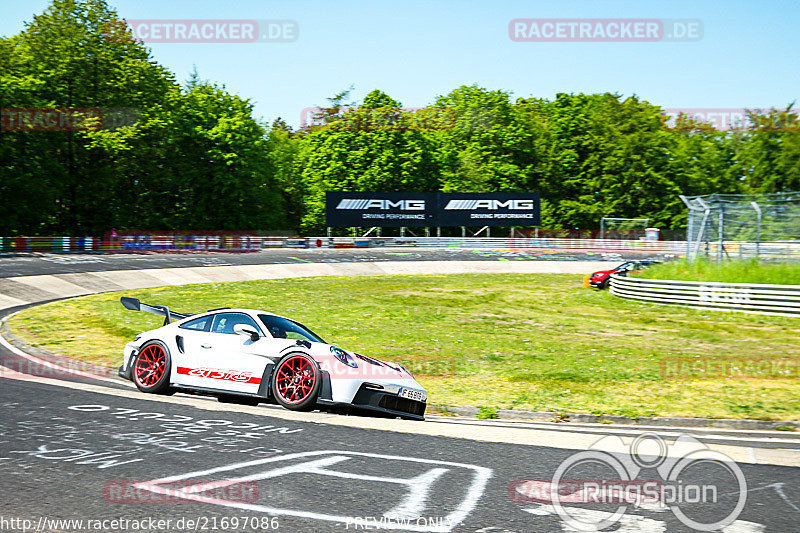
[325,191,437,227]
[437,193,541,227]
[325,192,540,227]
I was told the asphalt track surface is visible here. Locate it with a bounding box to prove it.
[0,247,670,278]
[0,252,798,532]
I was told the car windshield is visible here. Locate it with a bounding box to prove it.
[617,262,634,270]
[259,314,325,343]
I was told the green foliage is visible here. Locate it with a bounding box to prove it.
[2,1,799,235]
[0,0,281,234]
[9,273,800,419]
[476,406,500,420]
[362,89,402,110]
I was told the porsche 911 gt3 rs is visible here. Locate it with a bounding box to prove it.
[117,297,427,420]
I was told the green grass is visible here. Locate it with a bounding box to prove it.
[635,258,800,285]
[7,273,800,420]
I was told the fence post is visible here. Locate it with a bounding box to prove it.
[692,197,711,261]
[717,203,725,262]
[751,201,762,259]
[679,195,692,259]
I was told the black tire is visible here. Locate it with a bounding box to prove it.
[600,278,611,290]
[132,340,172,394]
[218,394,260,407]
[271,352,321,411]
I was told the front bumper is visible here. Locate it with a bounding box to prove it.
[344,383,427,420]
[588,277,605,288]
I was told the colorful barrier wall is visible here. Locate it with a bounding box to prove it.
[1,235,798,257]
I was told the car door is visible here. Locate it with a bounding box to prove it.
[200,312,272,394]
[172,314,217,388]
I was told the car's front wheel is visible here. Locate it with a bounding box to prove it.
[272,353,321,411]
[132,341,172,394]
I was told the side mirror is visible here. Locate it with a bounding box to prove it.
[233,324,260,342]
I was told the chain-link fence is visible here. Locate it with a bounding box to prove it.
[680,193,800,261]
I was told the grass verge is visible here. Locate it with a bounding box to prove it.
[7,273,800,419]
[635,258,800,285]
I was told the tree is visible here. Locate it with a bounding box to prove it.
[2,0,177,234]
[309,85,355,127]
[733,106,800,193]
[362,89,402,110]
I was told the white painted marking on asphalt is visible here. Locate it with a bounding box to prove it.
[385,467,449,520]
[4,369,797,467]
[524,505,765,533]
[134,450,492,532]
[427,418,800,445]
[725,482,800,514]
[721,520,766,532]
[523,505,667,532]
[749,447,756,463]
[176,453,445,521]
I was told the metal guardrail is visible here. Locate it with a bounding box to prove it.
[312,237,800,258]
[610,274,800,317]
[311,236,683,252]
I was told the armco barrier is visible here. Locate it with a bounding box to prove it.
[312,237,800,257]
[609,274,800,317]
[311,236,685,252]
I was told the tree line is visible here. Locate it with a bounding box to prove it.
[1,0,798,236]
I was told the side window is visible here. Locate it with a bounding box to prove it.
[210,312,261,335]
[179,315,212,332]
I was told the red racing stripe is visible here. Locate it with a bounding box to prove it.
[176,366,261,384]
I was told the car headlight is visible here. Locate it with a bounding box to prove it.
[331,346,358,368]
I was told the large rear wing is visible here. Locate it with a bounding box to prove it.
[120,297,193,325]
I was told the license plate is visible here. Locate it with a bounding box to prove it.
[398,388,427,402]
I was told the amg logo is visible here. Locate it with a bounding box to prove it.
[336,199,426,211]
[444,199,535,210]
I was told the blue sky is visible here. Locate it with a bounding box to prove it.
[2,0,798,128]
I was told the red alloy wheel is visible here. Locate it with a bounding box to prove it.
[275,355,317,404]
[134,344,167,388]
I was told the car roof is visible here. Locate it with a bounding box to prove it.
[179,308,286,322]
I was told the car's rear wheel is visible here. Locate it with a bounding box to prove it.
[272,353,321,411]
[132,341,172,394]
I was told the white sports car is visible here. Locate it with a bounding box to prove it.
[117,297,427,420]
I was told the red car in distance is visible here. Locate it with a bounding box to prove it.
[585,260,660,289]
